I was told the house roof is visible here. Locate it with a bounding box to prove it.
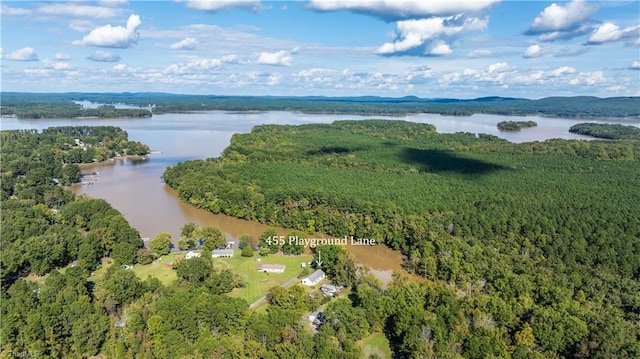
[259,263,285,270]
[212,249,234,255]
[304,269,325,282]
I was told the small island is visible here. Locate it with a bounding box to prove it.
[569,122,640,140]
[497,120,538,131]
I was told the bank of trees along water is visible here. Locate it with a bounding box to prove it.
[164,119,640,358]
[3,92,640,118]
[569,122,640,140]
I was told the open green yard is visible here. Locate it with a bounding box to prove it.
[359,332,393,359]
[213,253,314,303]
[132,252,183,285]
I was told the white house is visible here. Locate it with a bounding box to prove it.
[212,249,234,258]
[301,269,325,286]
[185,251,201,259]
[258,263,286,273]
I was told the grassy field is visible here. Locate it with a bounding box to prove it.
[89,251,312,304]
[213,253,314,303]
[359,332,393,359]
[132,252,183,285]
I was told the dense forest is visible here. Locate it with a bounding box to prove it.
[163,120,640,358]
[1,126,150,283]
[569,122,640,140]
[497,120,537,131]
[2,92,639,118]
[0,95,151,119]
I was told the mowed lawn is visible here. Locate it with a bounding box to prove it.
[359,332,393,359]
[132,252,183,285]
[213,253,314,304]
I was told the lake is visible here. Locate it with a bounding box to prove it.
[2,111,638,283]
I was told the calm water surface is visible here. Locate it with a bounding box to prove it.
[3,112,638,280]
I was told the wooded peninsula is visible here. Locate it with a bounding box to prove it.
[163,120,640,358]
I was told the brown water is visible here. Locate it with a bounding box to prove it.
[3,111,638,282]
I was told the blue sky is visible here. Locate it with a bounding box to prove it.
[1,0,639,98]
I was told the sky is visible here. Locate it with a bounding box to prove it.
[1,0,639,98]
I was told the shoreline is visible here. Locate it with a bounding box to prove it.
[76,154,150,169]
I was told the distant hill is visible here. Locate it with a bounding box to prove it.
[1,92,638,119]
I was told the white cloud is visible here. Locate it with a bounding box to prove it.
[630,60,640,70]
[74,14,141,48]
[38,4,121,18]
[523,44,543,58]
[4,47,39,61]
[178,0,262,12]
[377,15,488,56]
[549,66,577,77]
[308,0,499,21]
[43,59,75,70]
[170,37,198,50]
[467,49,492,58]
[99,0,129,7]
[87,50,121,62]
[113,64,127,71]
[55,53,72,61]
[165,55,242,74]
[429,41,452,56]
[488,62,510,73]
[1,4,31,16]
[257,50,292,66]
[404,65,433,84]
[525,0,597,41]
[587,22,640,45]
[70,20,96,32]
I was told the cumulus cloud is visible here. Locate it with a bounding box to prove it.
[55,53,71,61]
[258,50,292,66]
[377,15,488,56]
[308,0,499,21]
[165,55,242,74]
[4,47,39,61]
[630,60,640,70]
[467,49,492,58]
[74,14,141,48]
[87,50,121,62]
[438,62,608,92]
[43,59,75,70]
[404,65,434,84]
[523,44,543,58]
[170,37,198,50]
[587,22,640,45]
[525,0,598,42]
[178,0,262,12]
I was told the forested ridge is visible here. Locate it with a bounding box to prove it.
[163,119,640,358]
[2,92,639,118]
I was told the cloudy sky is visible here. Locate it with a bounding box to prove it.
[1,0,639,98]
